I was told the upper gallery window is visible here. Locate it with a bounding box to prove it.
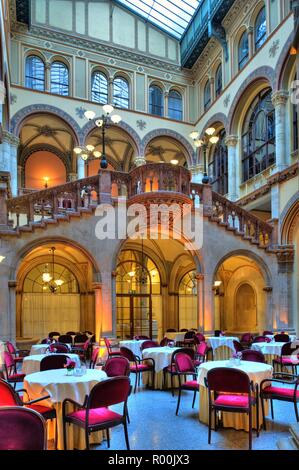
[204,80,211,111]
[241,88,275,182]
[255,6,267,50]
[25,56,45,91]
[91,72,108,104]
[168,90,183,120]
[208,129,228,195]
[238,31,249,70]
[113,77,129,109]
[215,64,222,98]
[149,85,164,117]
[293,74,298,152]
[50,61,69,96]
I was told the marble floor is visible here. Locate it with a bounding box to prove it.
[87,387,296,451]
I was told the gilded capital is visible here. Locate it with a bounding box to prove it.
[271,90,289,107]
[224,135,238,147]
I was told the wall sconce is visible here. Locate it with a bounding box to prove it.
[213,280,222,295]
[43,176,49,188]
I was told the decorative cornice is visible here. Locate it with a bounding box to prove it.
[2,131,20,146]
[273,245,295,272]
[271,90,289,107]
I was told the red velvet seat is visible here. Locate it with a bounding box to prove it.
[0,407,47,450]
[3,352,26,388]
[174,352,199,415]
[205,367,259,450]
[272,343,298,374]
[104,337,121,357]
[120,346,155,392]
[62,377,131,450]
[103,357,130,378]
[6,341,29,366]
[140,340,159,351]
[40,354,69,371]
[242,349,266,363]
[163,348,195,396]
[260,372,299,428]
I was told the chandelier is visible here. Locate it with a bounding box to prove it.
[42,247,64,293]
[73,104,122,171]
[189,127,219,184]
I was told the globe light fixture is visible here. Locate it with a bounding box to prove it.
[189,126,220,184]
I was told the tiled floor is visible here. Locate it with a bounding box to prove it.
[88,387,296,451]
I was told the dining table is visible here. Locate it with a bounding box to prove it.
[142,346,184,390]
[164,332,186,344]
[22,353,81,375]
[119,339,147,357]
[29,343,71,356]
[197,359,272,431]
[206,336,240,360]
[24,368,107,450]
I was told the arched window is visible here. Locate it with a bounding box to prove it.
[25,56,45,91]
[179,270,197,330]
[50,61,69,96]
[215,64,222,98]
[208,129,228,195]
[255,7,267,51]
[238,31,249,70]
[91,71,108,104]
[168,90,183,120]
[242,88,275,182]
[204,80,211,111]
[113,77,129,109]
[293,73,298,152]
[149,85,164,116]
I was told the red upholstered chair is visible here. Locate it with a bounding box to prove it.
[140,340,159,351]
[252,336,271,343]
[6,341,29,366]
[3,352,26,389]
[40,354,69,371]
[62,376,131,450]
[0,407,47,450]
[90,347,100,369]
[240,333,254,348]
[241,349,266,363]
[195,341,209,366]
[263,330,273,336]
[160,337,172,347]
[104,337,121,357]
[48,342,70,353]
[73,333,88,346]
[58,334,73,344]
[120,346,155,393]
[41,338,51,344]
[66,331,76,335]
[174,352,199,415]
[178,330,196,348]
[272,342,299,374]
[162,348,194,396]
[205,367,259,450]
[166,329,176,333]
[48,331,60,339]
[71,339,91,363]
[103,357,130,378]
[134,335,150,340]
[180,328,188,332]
[274,333,290,343]
[233,340,244,353]
[260,372,299,427]
[194,333,206,345]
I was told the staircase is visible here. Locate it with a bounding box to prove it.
[0,164,276,251]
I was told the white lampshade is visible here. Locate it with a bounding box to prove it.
[54,279,64,287]
[84,110,96,120]
[190,131,199,140]
[73,147,83,155]
[111,114,122,124]
[0,256,6,263]
[42,273,52,283]
[205,127,215,136]
[194,139,203,148]
[81,153,89,161]
[170,159,179,165]
[93,151,102,158]
[95,119,104,128]
[214,280,222,287]
[209,135,219,144]
[86,144,95,152]
[102,104,114,115]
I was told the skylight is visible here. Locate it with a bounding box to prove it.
[115,0,200,39]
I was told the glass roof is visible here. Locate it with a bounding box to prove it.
[115,0,200,39]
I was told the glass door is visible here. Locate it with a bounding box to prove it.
[116,294,153,339]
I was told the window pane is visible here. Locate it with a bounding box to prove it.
[215,64,222,97]
[209,129,228,195]
[168,90,182,120]
[255,7,267,50]
[204,80,211,110]
[149,85,164,116]
[25,56,45,91]
[238,32,249,70]
[113,77,129,109]
[91,72,108,104]
[50,61,69,96]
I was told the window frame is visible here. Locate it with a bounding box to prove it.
[208,129,228,195]
[113,76,130,109]
[203,80,211,111]
[149,84,164,117]
[25,55,45,91]
[254,6,267,51]
[168,89,183,121]
[91,71,108,104]
[50,61,69,96]
[215,64,223,98]
[238,31,249,71]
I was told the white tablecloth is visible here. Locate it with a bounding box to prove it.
[251,342,285,356]
[198,360,273,387]
[30,344,71,355]
[119,340,146,357]
[266,335,297,342]
[22,354,80,375]
[24,368,107,450]
[207,336,239,352]
[164,332,186,343]
[142,347,179,373]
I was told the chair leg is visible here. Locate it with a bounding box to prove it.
[214,409,218,431]
[171,374,174,397]
[106,429,110,448]
[256,396,259,437]
[63,419,67,450]
[85,427,90,451]
[208,405,212,444]
[270,399,274,419]
[261,396,266,431]
[152,369,155,390]
[134,373,138,393]
[175,388,182,416]
[192,390,197,409]
[248,409,252,451]
[125,403,130,424]
[294,401,299,422]
[123,421,130,450]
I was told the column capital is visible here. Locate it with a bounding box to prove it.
[0,80,6,104]
[2,131,20,147]
[92,281,102,290]
[134,155,147,167]
[195,273,204,281]
[247,26,254,34]
[224,135,238,147]
[271,90,289,107]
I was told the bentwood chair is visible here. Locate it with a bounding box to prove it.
[274,333,290,343]
[62,377,131,450]
[0,407,47,450]
[252,336,271,343]
[120,346,155,393]
[6,341,30,366]
[272,342,299,374]
[240,333,254,348]
[242,349,266,363]
[3,352,26,389]
[205,367,259,450]
[103,357,130,378]
[174,352,199,415]
[104,337,121,357]
[58,334,73,344]
[139,340,159,351]
[48,342,70,353]
[260,372,299,427]
[194,341,209,366]
[40,354,69,371]
[48,331,60,339]
[163,348,194,396]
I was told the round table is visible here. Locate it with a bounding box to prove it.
[142,346,181,390]
[164,332,186,343]
[30,344,71,356]
[119,340,146,357]
[24,368,107,450]
[206,337,239,360]
[266,334,297,342]
[251,341,292,371]
[22,353,80,375]
[197,360,273,431]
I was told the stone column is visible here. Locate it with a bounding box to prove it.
[202,273,214,334]
[0,81,5,127]
[10,135,20,197]
[108,77,114,104]
[77,155,85,179]
[45,62,51,92]
[210,78,215,103]
[0,131,12,172]
[92,282,103,343]
[164,91,169,118]
[190,164,204,184]
[133,155,147,167]
[272,90,289,171]
[247,26,254,57]
[274,247,295,331]
[195,273,204,331]
[225,135,239,201]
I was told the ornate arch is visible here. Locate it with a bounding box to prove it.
[280,193,299,244]
[275,31,296,91]
[10,104,81,144]
[141,128,195,166]
[227,66,275,134]
[19,143,72,173]
[80,119,142,154]
[199,112,228,136]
